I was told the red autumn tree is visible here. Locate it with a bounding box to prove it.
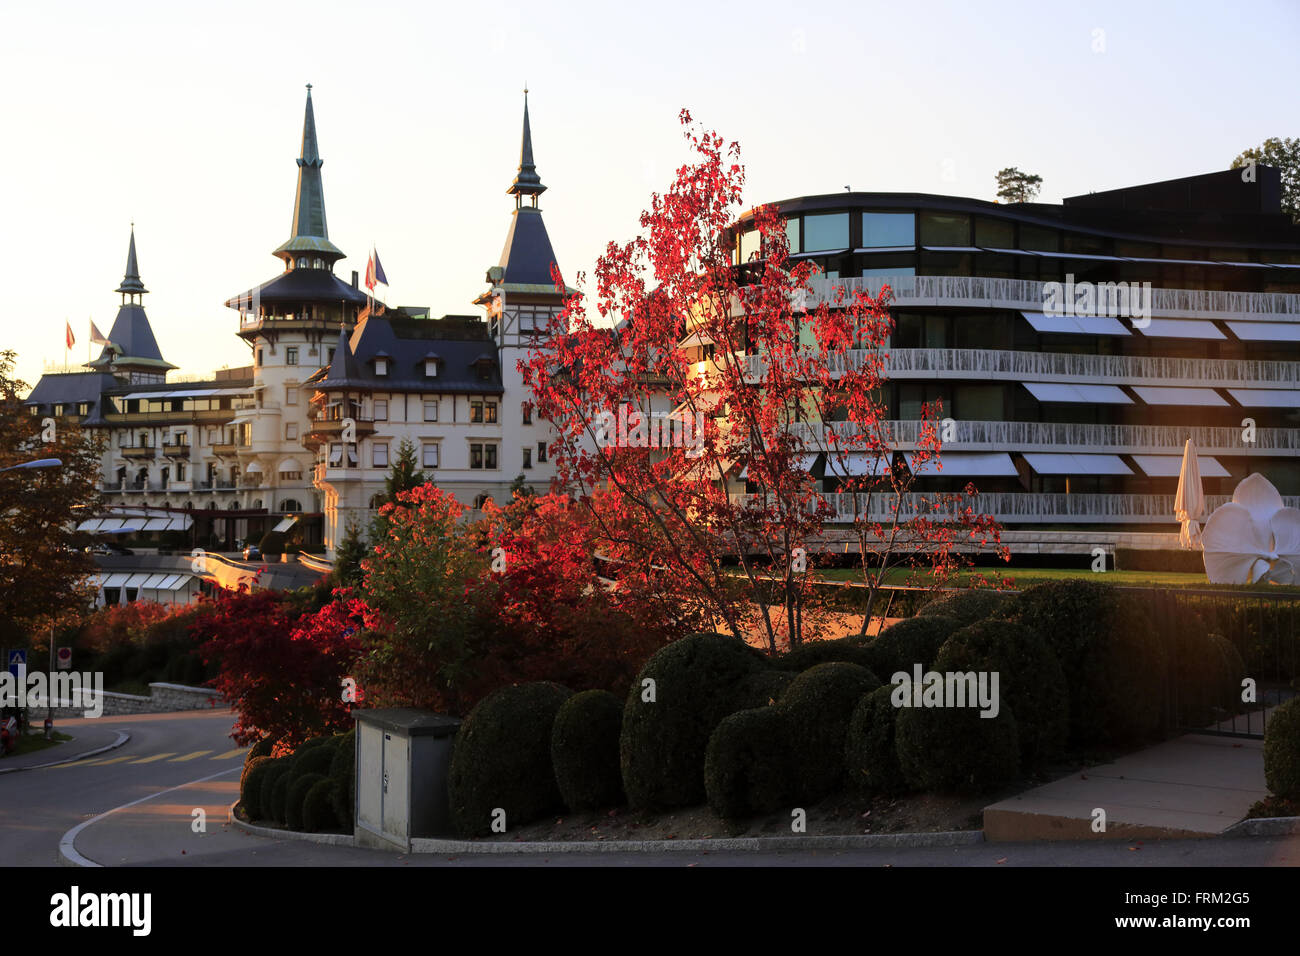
[522,110,1008,653]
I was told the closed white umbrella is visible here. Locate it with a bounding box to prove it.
[1174,437,1205,550]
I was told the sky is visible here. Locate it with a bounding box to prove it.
[2,0,1297,393]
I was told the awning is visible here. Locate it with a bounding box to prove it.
[1023,382,1132,404]
[1024,453,1133,476]
[824,453,890,477]
[244,462,263,474]
[921,245,982,253]
[101,573,131,587]
[1136,319,1225,339]
[1227,322,1300,342]
[143,518,172,531]
[1227,389,1300,408]
[272,515,300,533]
[1021,311,1132,336]
[76,519,103,532]
[123,573,153,588]
[1027,249,1129,262]
[278,458,301,473]
[1133,455,1230,478]
[95,519,124,532]
[905,452,1018,476]
[677,330,715,349]
[167,515,193,531]
[1133,386,1227,406]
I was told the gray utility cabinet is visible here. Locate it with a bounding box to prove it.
[354,709,460,851]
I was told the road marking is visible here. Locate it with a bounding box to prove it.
[84,756,135,766]
[212,748,246,760]
[168,750,213,762]
[59,764,243,868]
[129,753,177,764]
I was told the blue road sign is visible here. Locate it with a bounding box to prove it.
[7,649,26,679]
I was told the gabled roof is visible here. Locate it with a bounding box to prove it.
[25,372,120,425]
[316,312,504,394]
[86,303,175,370]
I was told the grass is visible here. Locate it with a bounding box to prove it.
[11,731,72,757]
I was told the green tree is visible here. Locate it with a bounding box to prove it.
[995,167,1043,203]
[332,517,367,589]
[1231,137,1300,222]
[370,438,425,542]
[0,351,102,645]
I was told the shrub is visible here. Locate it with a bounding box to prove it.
[291,741,338,777]
[704,706,794,819]
[917,589,1011,628]
[329,729,356,828]
[778,662,881,803]
[269,769,294,824]
[934,619,1068,765]
[620,634,772,809]
[1264,697,1300,799]
[772,635,877,673]
[551,690,624,812]
[895,701,1021,794]
[997,581,1163,747]
[733,669,796,708]
[258,758,293,823]
[302,778,340,832]
[844,685,909,796]
[246,735,275,763]
[239,756,274,820]
[286,772,327,830]
[870,615,961,679]
[448,682,573,837]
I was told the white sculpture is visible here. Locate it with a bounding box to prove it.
[1200,473,1300,585]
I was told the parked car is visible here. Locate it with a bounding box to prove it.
[85,542,133,556]
[242,544,262,562]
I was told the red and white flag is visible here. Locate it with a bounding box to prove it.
[65,321,75,349]
[90,320,109,345]
[364,247,388,291]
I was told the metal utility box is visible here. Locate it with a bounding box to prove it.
[353,709,460,851]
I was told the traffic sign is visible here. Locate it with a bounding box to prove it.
[57,647,72,671]
[7,649,26,678]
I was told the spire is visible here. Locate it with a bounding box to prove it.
[274,84,344,266]
[115,224,147,299]
[507,88,546,206]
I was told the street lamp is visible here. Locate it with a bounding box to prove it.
[0,458,62,473]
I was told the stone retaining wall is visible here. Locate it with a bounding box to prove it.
[42,682,224,719]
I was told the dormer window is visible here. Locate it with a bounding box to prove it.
[374,358,388,376]
[426,359,438,377]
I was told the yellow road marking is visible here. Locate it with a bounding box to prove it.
[84,755,135,766]
[168,750,213,762]
[211,748,245,760]
[128,753,176,764]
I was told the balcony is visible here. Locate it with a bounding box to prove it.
[162,443,192,458]
[786,419,1300,456]
[211,443,240,457]
[122,446,156,460]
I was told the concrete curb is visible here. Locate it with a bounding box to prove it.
[1222,815,1300,837]
[0,730,130,775]
[228,802,357,847]
[409,829,985,854]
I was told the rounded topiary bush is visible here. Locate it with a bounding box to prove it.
[448,682,573,837]
[778,662,881,803]
[998,581,1162,747]
[844,685,909,796]
[869,615,962,679]
[620,634,772,810]
[772,636,877,674]
[259,759,293,824]
[934,618,1068,766]
[329,728,356,828]
[269,769,294,824]
[895,701,1020,794]
[302,778,339,833]
[734,669,796,709]
[704,706,794,819]
[291,741,338,777]
[240,756,274,820]
[246,735,275,763]
[551,690,625,813]
[918,589,1011,628]
[285,772,326,830]
[1264,696,1300,799]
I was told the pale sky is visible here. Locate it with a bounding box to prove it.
[2,0,1297,392]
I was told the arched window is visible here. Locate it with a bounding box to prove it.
[280,498,301,513]
[228,501,239,510]
[368,494,384,510]
[473,493,492,510]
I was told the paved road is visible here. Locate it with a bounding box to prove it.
[5,710,1300,867]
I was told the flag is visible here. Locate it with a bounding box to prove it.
[90,320,109,345]
[65,321,75,349]
[365,248,388,290]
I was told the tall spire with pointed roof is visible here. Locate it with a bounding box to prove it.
[88,226,175,376]
[274,84,344,267]
[507,88,546,207]
[116,224,148,301]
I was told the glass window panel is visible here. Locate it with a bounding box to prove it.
[974,217,1015,247]
[804,213,849,252]
[955,385,1003,420]
[861,212,914,247]
[1019,225,1059,251]
[739,228,761,263]
[785,217,800,254]
[924,315,948,348]
[918,211,970,246]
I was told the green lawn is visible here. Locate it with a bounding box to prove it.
[814,566,1284,590]
[11,731,72,757]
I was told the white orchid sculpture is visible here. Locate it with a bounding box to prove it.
[1200,473,1300,585]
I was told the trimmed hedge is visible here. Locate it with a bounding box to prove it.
[772,635,877,674]
[1264,697,1300,799]
[259,759,293,824]
[620,634,772,810]
[934,619,1068,765]
[844,685,909,796]
[917,589,1012,628]
[286,772,326,830]
[733,669,797,708]
[778,662,881,803]
[704,706,794,818]
[302,778,340,833]
[269,770,294,825]
[551,690,625,812]
[240,756,274,820]
[329,728,356,829]
[869,615,961,679]
[291,741,338,778]
[895,700,1021,794]
[448,682,573,837]
[246,736,275,763]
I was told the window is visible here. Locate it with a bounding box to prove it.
[785,217,800,254]
[485,402,498,424]
[176,462,186,481]
[861,212,915,248]
[470,443,484,469]
[53,404,64,416]
[522,403,532,425]
[374,358,388,376]
[739,228,762,263]
[522,447,532,469]
[974,217,1015,248]
[329,443,343,466]
[373,442,389,468]
[423,399,438,422]
[285,386,298,406]
[425,359,438,377]
[286,347,298,365]
[28,405,38,416]
[255,348,263,367]
[281,498,301,512]
[77,402,90,416]
[422,443,439,468]
[537,441,548,463]
[471,400,483,423]
[918,211,970,246]
[804,212,849,252]
[279,469,302,480]
[374,399,388,421]
[286,423,298,440]
[485,444,497,469]
[327,348,335,364]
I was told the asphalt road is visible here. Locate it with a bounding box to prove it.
[4,710,1300,868]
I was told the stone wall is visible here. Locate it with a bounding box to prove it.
[41,682,224,719]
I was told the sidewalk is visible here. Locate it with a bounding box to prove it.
[0,724,128,774]
[984,733,1268,842]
